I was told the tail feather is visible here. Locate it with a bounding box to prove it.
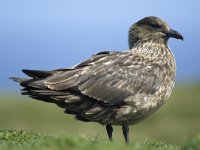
[10,71,84,106]
[22,69,53,79]
[9,77,30,83]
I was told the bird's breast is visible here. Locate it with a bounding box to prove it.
[114,45,176,125]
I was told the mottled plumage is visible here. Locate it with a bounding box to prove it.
[11,16,183,143]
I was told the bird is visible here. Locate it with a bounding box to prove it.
[10,16,183,143]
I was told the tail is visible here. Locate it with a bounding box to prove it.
[9,77,29,83]
[10,69,83,105]
[10,69,58,102]
[22,69,53,79]
[10,69,53,83]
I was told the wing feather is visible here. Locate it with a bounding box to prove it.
[45,51,163,105]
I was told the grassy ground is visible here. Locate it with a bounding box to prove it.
[0,130,199,150]
[0,84,200,149]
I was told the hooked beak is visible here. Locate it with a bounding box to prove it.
[167,28,184,41]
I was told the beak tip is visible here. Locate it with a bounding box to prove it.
[168,28,183,41]
[181,36,184,41]
[178,34,184,41]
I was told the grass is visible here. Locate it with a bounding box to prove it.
[0,84,200,149]
[1,130,200,150]
[0,130,180,150]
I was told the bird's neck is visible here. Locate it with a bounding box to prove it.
[129,40,174,63]
[128,29,169,49]
[131,40,167,50]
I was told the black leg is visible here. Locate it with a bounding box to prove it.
[106,124,113,141]
[122,123,129,144]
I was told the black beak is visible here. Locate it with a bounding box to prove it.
[167,28,184,41]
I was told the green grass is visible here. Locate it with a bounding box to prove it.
[1,130,199,150]
[0,84,200,149]
[0,130,180,150]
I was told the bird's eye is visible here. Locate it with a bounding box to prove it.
[148,23,161,29]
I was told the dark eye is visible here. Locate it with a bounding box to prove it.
[148,23,161,29]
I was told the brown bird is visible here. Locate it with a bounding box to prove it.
[11,16,183,143]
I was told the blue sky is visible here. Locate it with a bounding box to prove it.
[0,0,200,91]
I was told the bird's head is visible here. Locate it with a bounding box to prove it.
[129,16,183,49]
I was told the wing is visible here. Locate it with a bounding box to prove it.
[45,51,163,105]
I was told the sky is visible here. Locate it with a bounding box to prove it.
[0,0,200,91]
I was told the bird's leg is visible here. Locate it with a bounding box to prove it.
[106,124,113,141]
[122,123,129,144]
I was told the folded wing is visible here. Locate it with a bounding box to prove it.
[45,51,162,105]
